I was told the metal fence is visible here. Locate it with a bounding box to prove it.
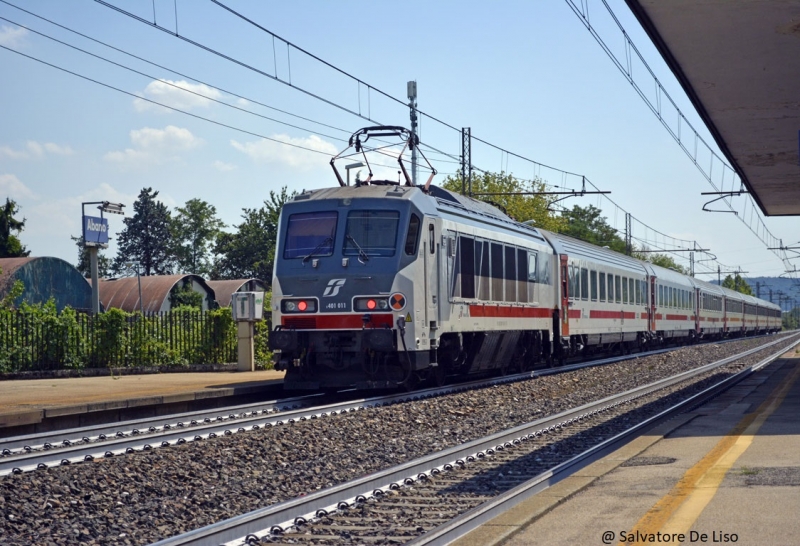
[0,309,238,372]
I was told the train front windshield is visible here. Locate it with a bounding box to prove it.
[343,210,400,258]
[283,211,338,259]
[282,208,402,260]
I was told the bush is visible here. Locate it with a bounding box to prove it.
[0,302,239,372]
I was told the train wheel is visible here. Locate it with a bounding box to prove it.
[432,364,447,387]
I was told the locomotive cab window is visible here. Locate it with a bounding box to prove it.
[284,211,338,259]
[404,214,421,255]
[343,210,400,257]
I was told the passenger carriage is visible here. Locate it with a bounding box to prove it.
[538,230,649,356]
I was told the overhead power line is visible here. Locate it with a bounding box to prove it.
[562,0,795,276]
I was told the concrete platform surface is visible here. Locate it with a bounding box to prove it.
[455,349,800,546]
[0,370,285,430]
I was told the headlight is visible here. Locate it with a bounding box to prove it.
[354,297,389,311]
[281,299,317,313]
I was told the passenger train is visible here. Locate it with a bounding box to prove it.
[268,127,782,390]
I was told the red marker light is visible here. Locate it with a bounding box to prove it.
[367,299,376,310]
[298,301,308,311]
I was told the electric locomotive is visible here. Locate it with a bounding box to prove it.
[269,127,558,389]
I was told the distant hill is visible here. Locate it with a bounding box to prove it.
[710,276,800,311]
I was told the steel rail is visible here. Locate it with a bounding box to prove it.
[150,333,798,546]
[0,333,785,474]
[1,332,779,456]
[408,334,800,546]
[0,393,318,453]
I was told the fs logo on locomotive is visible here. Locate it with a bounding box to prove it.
[323,279,346,297]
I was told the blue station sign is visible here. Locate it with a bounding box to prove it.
[83,215,109,247]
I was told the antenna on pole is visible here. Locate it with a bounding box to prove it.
[408,81,418,186]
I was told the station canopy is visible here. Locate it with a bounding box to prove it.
[627,0,800,216]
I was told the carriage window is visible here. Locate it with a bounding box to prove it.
[284,211,338,259]
[344,210,400,257]
[528,253,538,283]
[658,285,663,306]
[538,253,551,285]
[635,279,641,305]
[599,272,606,302]
[458,236,475,299]
[580,267,589,301]
[622,276,628,304]
[491,243,504,301]
[615,275,621,303]
[608,274,614,303]
[504,246,517,303]
[478,241,490,300]
[590,270,598,301]
[629,279,635,305]
[517,249,528,303]
[404,214,421,255]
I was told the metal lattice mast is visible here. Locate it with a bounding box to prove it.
[625,212,632,255]
[461,127,472,195]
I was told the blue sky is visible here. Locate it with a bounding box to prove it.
[1,0,798,284]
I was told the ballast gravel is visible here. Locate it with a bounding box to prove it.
[0,334,796,545]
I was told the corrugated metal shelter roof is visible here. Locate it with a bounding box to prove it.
[0,257,93,310]
[0,257,34,294]
[206,279,267,307]
[96,274,214,313]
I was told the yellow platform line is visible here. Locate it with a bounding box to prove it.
[619,360,800,544]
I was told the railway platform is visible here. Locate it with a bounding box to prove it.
[0,369,285,436]
[455,348,800,546]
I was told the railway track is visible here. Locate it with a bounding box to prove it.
[0,334,779,477]
[148,333,800,546]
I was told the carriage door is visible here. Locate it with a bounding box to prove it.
[560,254,570,336]
[423,221,439,343]
[694,288,701,334]
[649,276,657,332]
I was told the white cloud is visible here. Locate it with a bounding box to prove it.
[43,143,74,156]
[212,160,237,172]
[0,25,28,49]
[104,125,202,165]
[133,79,223,113]
[0,141,75,159]
[0,174,36,200]
[236,98,250,107]
[230,134,337,171]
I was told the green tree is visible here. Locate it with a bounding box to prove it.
[721,273,753,295]
[71,235,111,278]
[212,187,294,286]
[0,266,24,309]
[171,199,226,276]
[168,283,203,309]
[112,188,173,276]
[440,172,564,231]
[0,198,30,258]
[558,204,626,252]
